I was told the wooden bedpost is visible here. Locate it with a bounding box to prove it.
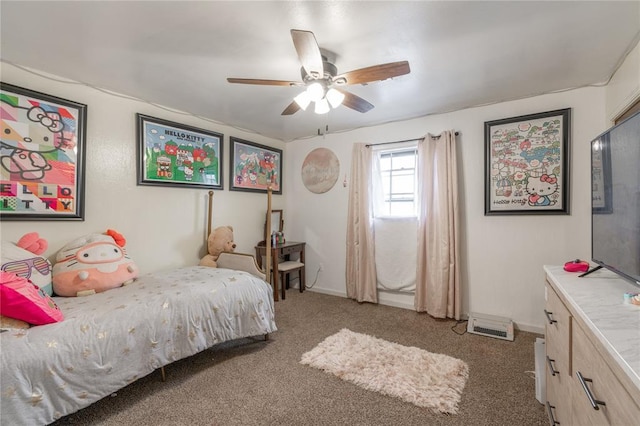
[266,187,272,287]
[207,190,214,238]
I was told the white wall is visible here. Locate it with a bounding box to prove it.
[285,87,607,333]
[0,63,285,273]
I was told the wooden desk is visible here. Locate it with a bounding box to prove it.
[255,241,305,301]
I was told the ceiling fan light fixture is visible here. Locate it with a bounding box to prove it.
[229,30,409,117]
[326,88,345,108]
[294,91,311,110]
[314,98,330,114]
[307,82,325,102]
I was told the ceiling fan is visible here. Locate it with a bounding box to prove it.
[227,29,410,116]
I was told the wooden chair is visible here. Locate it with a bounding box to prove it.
[277,260,305,300]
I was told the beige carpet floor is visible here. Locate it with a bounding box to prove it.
[53,289,547,425]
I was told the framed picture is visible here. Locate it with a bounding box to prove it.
[484,108,571,215]
[591,134,612,214]
[229,137,282,194]
[136,114,223,189]
[0,83,87,221]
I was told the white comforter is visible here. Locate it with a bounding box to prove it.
[0,266,276,425]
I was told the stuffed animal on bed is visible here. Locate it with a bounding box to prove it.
[1,232,56,327]
[1,232,52,295]
[199,225,236,268]
[52,229,139,297]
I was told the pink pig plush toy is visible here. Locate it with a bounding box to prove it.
[52,229,138,297]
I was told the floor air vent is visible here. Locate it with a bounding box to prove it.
[467,312,514,341]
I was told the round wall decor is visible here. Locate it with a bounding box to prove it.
[301,148,340,194]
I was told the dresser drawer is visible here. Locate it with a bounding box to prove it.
[544,282,572,424]
[545,373,569,426]
[281,244,303,256]
[571,321,640,425]
[544,283,571,373]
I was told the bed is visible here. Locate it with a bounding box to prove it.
[0,259,276,425]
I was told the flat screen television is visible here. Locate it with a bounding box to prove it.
[585,110,640,287]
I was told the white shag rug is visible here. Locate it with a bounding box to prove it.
[300,328,469,414]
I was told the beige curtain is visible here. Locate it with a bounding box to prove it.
[415,131,461,319]
[346,143,378,303]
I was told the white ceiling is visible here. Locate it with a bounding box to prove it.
[2,1,639,142]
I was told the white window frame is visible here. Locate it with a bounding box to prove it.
[372,143,419,218]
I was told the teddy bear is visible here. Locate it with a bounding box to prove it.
[199,225,236,268]
[52,229,139,297]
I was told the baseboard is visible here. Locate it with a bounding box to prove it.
[306,288,413,310]
[306,287,346,298]
[376,296,414,310]
[514,322,544,335]
[306,288,545,334]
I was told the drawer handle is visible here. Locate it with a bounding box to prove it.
[546,401,560,425]
[576,371,606,410]
[546,356,559,376]
[544,309,557,324]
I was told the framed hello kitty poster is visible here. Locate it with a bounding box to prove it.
[484,108,571,215]
[136,114,223,190]
[229,137,282,194]
[0,83,87,221]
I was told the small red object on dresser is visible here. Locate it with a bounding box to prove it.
[564,259,590,272]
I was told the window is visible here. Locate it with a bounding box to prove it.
[374,146,418,217]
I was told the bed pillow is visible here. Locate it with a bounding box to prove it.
[0,271,64,325]
[1,240,53,296]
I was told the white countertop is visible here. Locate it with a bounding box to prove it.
[544,265,640,392]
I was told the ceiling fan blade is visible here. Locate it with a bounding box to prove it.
[227,78,300,86]
[281,101,301,116]
[290,29,324,79]
[339,89,374,113]
[334,61,410,85]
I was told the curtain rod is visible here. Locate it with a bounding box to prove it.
[365,131,459,147]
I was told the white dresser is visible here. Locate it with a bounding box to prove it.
[544,265,640,425]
